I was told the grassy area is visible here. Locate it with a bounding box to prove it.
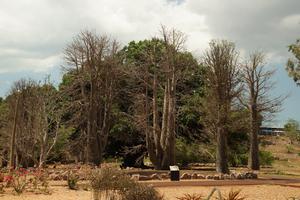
[260,135,300,178]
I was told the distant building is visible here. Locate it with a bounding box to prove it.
[259,127,285,136]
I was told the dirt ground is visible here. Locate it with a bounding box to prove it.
[1,185,300,200]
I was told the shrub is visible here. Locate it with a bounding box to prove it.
[286,145,294,154]
[29,169,50,194]
[259,151,275,166]
[91,166,134,200]
[10,168,29,195]
[67,171,79,190]
[121,183,164,200]
[91,165,164,200]
[228,153,248,167]
[2,168,50,195]
[175,138,215,167]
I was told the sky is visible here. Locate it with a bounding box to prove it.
[0,0,299,127]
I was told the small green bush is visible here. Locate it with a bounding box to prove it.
[175,138,215,167]
[228,153,248,167]
[259,151,275,166]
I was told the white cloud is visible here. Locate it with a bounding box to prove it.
[0,0,299,75]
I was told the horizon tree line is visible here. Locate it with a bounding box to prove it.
[0,27,288,173]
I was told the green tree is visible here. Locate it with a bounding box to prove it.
[122,27,201,169]
[284,119,300,144]
[286,39,300,85]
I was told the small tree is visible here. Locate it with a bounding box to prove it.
[284,119,300,144]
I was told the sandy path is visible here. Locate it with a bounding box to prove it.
[0,181,300,200]
[156,185,300,200]
[1,185,300,200]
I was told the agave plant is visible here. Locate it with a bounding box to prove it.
[221,190,246,200]
[177,188,246,200]
[176,193,204,200]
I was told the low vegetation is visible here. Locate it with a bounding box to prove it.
[91,165,164,200]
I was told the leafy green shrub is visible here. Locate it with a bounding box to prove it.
[259,151,275,166]
[175,138,215,167]
[227,131,249,167]
[228,153,248,167]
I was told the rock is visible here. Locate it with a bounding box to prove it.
[213,175,220,180]
[197,174,205,179]
[245,172,258,179]
[206,175,213,179]
[160,173,169,179]
[180,173,191,180]
[131,174,140,181]
[236,173,245,179]
[230,173,236,179]
[139,175,151,181]
[61,171,69,180]
[53,175,62,181]
[191,173,198,179]
[218,174,224,180]
[223,174,231,179]
[150,173,162,180]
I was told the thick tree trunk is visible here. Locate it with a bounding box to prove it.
[216,127,229,174]
[248,107,260,170]
[152,75,162,169]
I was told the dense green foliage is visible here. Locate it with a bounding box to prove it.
[0,29,284,171]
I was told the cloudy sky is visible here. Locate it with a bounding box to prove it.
[0,0,300,126]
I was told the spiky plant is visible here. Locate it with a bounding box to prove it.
[176,193,204,200]
[221,189,246,200]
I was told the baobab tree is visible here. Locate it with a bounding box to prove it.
[63,31,121,165]
[202,40,240,174]
[122,27,197,169]
[240,52,285,170]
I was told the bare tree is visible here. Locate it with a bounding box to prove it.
[123,27,194,169]
[6,79,61,167]
[63,31,120,165]
[202,40,240,174]
[240,52,285,170]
